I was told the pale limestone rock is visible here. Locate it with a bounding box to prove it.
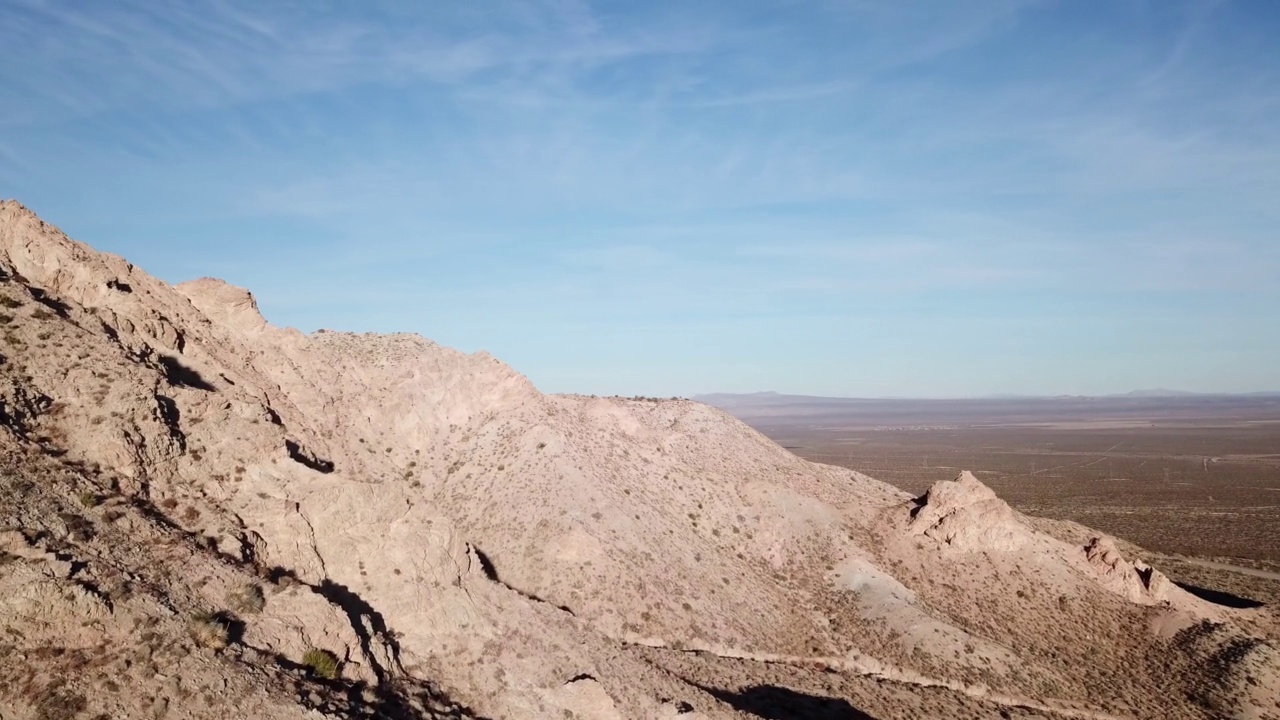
[907,471,1028,551]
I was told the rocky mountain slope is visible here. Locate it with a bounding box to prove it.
[0,199,1277,720]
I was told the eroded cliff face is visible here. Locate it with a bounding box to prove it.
[0,199,1276,720]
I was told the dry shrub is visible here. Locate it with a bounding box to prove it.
[188,612,229,650]
[226,583,265,614]
[34,688,86,720]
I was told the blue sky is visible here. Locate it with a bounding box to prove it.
[1,0,1277,397]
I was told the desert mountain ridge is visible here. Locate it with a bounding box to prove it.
[0,198,1277,720]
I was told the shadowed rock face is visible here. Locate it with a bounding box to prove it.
[0,199,1277,720]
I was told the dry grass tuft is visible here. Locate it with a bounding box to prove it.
[188,612,229,650]
[34,688,87,720]
[226,583,265,614]
[302,648,339,679]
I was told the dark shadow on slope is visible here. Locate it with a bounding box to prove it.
[155,394,186,451]
[471,545,501,582]
[265,652,490,719]
[314,579,400,681]
[366,681,492,720]
[159,355,217,391]
[263,565,295,584]
[216,611,247,645]
[27,287,71,318]
[693,682,880,720]
[469,543,576,615]
[286,439,335,473]
[258,565,400,683]
[1174,581,1265,609]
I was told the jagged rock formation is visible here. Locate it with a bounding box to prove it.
[1082,536,1179,605]
[907,470,1030,550]
[0,199,1277,720]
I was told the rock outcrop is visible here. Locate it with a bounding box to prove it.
[1083,535,1177,605]
[907,470,1029,551]
[0,199,1276,720]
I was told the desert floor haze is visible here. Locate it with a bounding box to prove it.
[698,393,1280,564]
[1,201,1278,720]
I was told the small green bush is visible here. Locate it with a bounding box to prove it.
[302,648,339,679]
[77,492,100,509]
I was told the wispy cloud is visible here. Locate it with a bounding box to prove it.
[1,0,1277,395]
[829,0,1049,70]
[0,0,720,128]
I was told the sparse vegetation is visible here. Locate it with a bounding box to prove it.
[755,397,1280,562]
[302,648,339,679]
[188,612,229,650]
[34,688,87,720]
[226,583,266,614]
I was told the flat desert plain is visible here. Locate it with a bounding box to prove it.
[701,393,1280,606]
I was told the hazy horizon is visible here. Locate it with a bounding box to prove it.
[2,1,1277,397]
[694,388,1280,401]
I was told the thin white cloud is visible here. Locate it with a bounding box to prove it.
[3,0,1277,351]
[682,81,861,108]
[0,0,722,128]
